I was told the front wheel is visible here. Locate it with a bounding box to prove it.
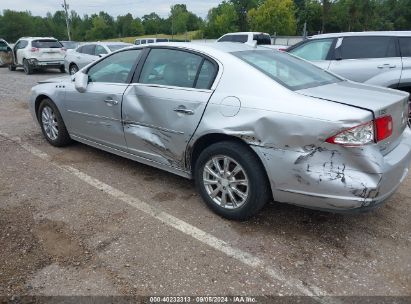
[69,63,78,75]
[194,141,271,220]
[8,64,16,71]
[38,99,72,147]
[60,65,66,73]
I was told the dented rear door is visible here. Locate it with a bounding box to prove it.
[122,84,213,169]
[122,47,218,169]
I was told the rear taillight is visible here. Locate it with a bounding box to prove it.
[30,47,39,52]
[278,48,286,51]
[375,116,393,142]
[326,121,374,146]
[61,47,67,51]
[326,116,393,146]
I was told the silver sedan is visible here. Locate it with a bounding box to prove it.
[29,43,411,220]
[64,41,133,75]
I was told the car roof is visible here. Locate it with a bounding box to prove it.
[129,42,271,56]
[81,42,132,46]
[19,37,58,40]
[311,31,411,39]
[221,32,270,36]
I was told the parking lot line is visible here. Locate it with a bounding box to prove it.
[0,130,332,301]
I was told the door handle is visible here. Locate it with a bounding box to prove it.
[174,106,194,115]
[104,98,119,106]
[377,64,396,69]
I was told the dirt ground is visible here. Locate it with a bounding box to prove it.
[0,67,410,300]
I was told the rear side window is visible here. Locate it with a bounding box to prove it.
[253,34,271,45]
[95,45,108,56]
[17,41,28,49]
[156,38,168,42]
[195,60,217,89]
[218,35,248,43]
[290,39,334,61]
[32,40,62,48]
[139,48,204,88]
[399,37,411,57]
[82,44,96,55]
[340,36,397,59]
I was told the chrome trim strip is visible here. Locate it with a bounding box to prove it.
[123,120,184,135]
[67,109,121,122]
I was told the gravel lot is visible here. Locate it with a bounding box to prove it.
[0,67,410,299]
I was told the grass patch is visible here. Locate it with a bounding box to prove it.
[104,31,200,43]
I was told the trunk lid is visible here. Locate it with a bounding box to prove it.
[297,81,410,154]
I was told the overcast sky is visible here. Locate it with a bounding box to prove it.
[1,0,223,18]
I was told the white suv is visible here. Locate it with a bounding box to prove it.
[9,37,65,74]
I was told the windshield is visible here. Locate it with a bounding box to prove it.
[32,40,62,48]
[233,50,341,91]
[107,44,130,52]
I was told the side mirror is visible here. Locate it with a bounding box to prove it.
[74,72,88,93]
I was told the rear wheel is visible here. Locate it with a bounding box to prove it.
[194,141,271,220]
[69,63,78,75]
[8,64,16,71]
[38,99,72,147]
[23,59,33,75]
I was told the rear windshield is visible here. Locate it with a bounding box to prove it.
[218,35,248,43]
[32,40,62,48]
[253,34,271,45]
[107,44,129,52]
[233,50,341,91]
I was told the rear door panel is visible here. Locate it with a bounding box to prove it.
[329,36,402,87]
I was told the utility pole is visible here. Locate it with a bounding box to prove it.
[62,0,71,41]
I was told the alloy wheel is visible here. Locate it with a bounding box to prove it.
[41,106,59,140]
[202,155,249,209]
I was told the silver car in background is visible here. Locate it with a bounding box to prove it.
[64,41,133,75]
[287,31,411,93]
[29,43,411,220]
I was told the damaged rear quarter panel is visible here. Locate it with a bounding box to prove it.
[189,58,384,210]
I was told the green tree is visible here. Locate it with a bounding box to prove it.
[169,4,189,34]
[230,0,260,31]
[0,10,34,42]
[142,13,162,35]
[203,1,239,38]
[248,0,297,35]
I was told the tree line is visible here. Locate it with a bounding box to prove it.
[0,0,410,43]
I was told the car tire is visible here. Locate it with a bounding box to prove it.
[194,141,271,220]
[69,63,79,75]
[8,64,16,71]
[23,59,33,75]
[38,98,72,147]
[60,65,66,73]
